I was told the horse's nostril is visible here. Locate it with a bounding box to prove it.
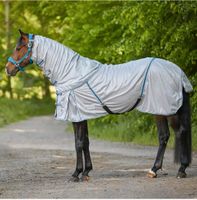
[5,67,11,76]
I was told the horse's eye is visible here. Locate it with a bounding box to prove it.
[16,46,22,51]
[16,44,26,51]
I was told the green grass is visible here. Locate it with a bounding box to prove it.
[1,95,196,152]
[66,99,196,151]
[88,112,172,147]
[88,109,197,151]
[0,97,55,127]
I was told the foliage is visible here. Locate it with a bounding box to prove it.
[0,97,54,127]
[0,1,196,148]
[61,1,197,149]
[191,74,197,150]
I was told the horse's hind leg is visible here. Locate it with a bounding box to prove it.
[147,116,170,178]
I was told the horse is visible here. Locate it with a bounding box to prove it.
[5,30,193,182]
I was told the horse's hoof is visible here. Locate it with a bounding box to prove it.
[80,175,90,182]
[147,169,157,178]
[68,176,80,182]
[177,171,187,179]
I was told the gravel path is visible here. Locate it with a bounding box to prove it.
[0,116,196,198]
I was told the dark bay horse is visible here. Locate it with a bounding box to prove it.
[5,30,192,181]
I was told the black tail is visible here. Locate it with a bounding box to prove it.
[174,89,192,165]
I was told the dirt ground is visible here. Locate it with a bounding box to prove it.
[0,116,196,198]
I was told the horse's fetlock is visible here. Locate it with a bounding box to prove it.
[152,164,162,172]
[86,165,93,171]
[179,163,188,173]
[77,168,83,173]
[72,167,83,177]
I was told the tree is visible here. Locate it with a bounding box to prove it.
[0,1,196,143]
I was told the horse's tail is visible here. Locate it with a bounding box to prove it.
[174,89,192,165]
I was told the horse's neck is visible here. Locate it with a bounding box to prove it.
[31,35,102,91]
[32,35,47,66]
[32,35,76,70]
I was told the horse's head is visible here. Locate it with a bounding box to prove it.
[5,29,34,76]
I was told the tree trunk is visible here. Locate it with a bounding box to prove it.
[40,19,51,99]
[4,0,13,99]
[43,77,51,99]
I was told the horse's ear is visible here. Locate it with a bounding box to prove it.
[18,29,26,36]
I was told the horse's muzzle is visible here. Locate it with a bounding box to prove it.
[5,63,18,76]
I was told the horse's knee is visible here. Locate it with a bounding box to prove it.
[159,133,170,145]
[76,140,83,152]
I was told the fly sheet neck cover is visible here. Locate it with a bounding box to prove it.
[31,35,193,122]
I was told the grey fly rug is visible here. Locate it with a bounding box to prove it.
[31,35,193,122]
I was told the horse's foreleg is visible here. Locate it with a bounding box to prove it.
[81,121,93,181]
[70,121,86,182]
[147,116,170,178]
